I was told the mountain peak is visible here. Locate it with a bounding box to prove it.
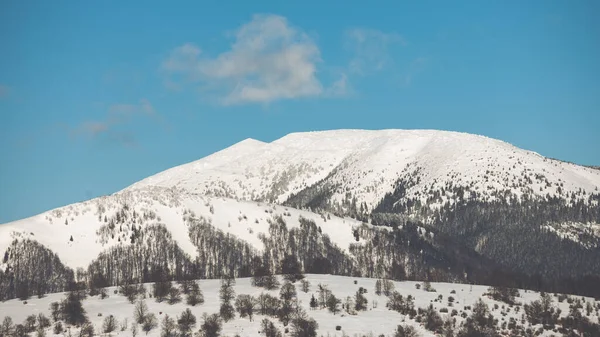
[123,129,599,209]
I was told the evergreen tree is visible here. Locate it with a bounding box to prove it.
[177,309,196,337]
[309,294,318,310]
[141,314,157,335]
[168,287,181,305]
[102,315,117,333]
[186,282,204,306]
[153,281,172,303]
[49,302,61,322]
[375,279,382,296]
[219,277,236,322]
[282,255,304,282]
[354,290,367,311]
[326,294,341,315]
[300,279,310,293]
[160,314,176,337]
[60,291,87,325]
[199,314,222,337]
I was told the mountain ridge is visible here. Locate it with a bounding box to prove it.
[1,129,599,302]
[124,129,600,210]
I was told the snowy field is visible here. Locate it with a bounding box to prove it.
[2,275,598,337]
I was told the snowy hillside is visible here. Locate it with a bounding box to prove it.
[1,275,599,337]
[125,129,600,211]
[1,129,599,309]
[0,187,365,271]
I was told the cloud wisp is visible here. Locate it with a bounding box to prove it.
[345,28,405,75]
[72,99,164,147]
[163,14,326,105]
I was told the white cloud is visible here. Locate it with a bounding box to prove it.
[162,14,324,105]
[345,28,405,75]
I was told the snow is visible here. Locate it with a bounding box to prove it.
[2,129,599,271]
[0,188,365,271]
[124,129,600,210]
[2,275,598,337]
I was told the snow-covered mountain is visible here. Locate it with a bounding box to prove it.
[126,129,600,210]
[1,129,599,304]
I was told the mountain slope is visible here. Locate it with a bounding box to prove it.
[1,129,599,302]
[0,187,364,271]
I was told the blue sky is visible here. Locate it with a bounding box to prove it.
[1,0,599,222]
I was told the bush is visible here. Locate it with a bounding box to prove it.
[53,322,63,335]
[80,323,94,337]
[141,314,157,335]
[290,317,317,337]
[423,282,436,292]
[235,294,256,321]
[394,325,420,337]
[336,325,342,331]
[153,281,173,303]
[423,305,443,333]
[487,286,519,305]
[261,318,282,337]
[36,314,50,329]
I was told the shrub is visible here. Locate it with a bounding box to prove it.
[423,305,443,333]
[336,326,342,331]
[394,325,420,337]
[261,318,282,337]
[487,286,519,305]
[423,282,436,292]
[141,314,157,335]
[53,322,63,335]
[235,294,256,321]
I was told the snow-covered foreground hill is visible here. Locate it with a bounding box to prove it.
[0,187,365,271]
[1,275,599,337]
